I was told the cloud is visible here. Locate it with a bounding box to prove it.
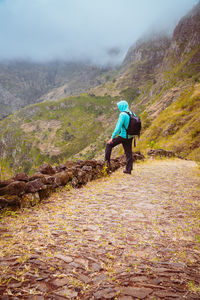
[0,0,197,64]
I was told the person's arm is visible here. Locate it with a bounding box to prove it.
[108,113,125,144]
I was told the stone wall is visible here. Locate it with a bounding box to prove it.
[0,153,144,211]
[147,149,176,158]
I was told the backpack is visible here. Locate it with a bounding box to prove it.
[123,111,142,146]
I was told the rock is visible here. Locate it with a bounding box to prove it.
[0,178,14,188]
[21,193,40,208]
[154,291,181,298]
[93,274,108,283]
[121,287,153,299]
[82,165,93,172]
[130,276,148,282]
[0,181,26,196]
[94,288,117,299]
[39,164,55,175]
[13,172,29,182]
[72,176,79,188]
[77,170,87,184]
[85,224,99,231]
[55,254,73,263]
[67,171,73,180]
[133,152,145,161]
[52,277,69,288]
[53,165,66,173]
[91,263,102,272]
[35,282,48,293]
[28,296,44,300]
[54,171,69,186]
[38,185,55,200]
[26,179,45,193]
[0,195,21,208]
[64,161,77,168]
[118,297,133,300]
[55,287,78,298]
[29,172,45,181]
[76,160,85,166]
[66,167,78,177]
[74,258,89,269]
[94,165,103,176]
[8,282,22,288]
[96,160,105,166]
[43,175,55,185]
[147,149,175,158]
[78,274,91,284]
[83,160,97,167]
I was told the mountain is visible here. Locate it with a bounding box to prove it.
[0,61,111,120]
[0,3,199,177]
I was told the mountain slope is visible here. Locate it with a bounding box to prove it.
[0,61,111,120]
[0,94,119,175]
[138,83,200,161]
[0,85,25,119]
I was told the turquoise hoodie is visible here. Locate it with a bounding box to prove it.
[112,100,134,139]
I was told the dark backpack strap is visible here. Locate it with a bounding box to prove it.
[122,111,131,139]
[124,111,131,117]
[123,111,134,139]
[122,124,128,139]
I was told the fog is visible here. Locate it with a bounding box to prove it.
[0,0,197,65]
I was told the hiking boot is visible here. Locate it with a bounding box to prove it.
[123,169,131,175]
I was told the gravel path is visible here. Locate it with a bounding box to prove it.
[0,159,200,299]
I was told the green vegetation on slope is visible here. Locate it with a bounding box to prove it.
[137,83,200,161]
[0,94,119,177]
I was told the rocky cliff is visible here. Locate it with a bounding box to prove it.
[162,2,200,71]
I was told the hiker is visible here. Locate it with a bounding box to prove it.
[105,100,135,174]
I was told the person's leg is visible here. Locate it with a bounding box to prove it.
[122,138,133,173]
[105,136,124,163]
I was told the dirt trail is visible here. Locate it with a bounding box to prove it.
[0,159,200,299]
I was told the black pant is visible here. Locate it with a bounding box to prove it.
[105,136,133,172]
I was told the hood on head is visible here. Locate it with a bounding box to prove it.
[117,100,129,112]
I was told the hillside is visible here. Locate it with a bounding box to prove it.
[0,61,111,120]
[0,95,119,176]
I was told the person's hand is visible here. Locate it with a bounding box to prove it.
[107,138,113,144]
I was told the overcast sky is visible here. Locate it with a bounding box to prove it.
[0,0,197,65]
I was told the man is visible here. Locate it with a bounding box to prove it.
[105,100,134,174]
